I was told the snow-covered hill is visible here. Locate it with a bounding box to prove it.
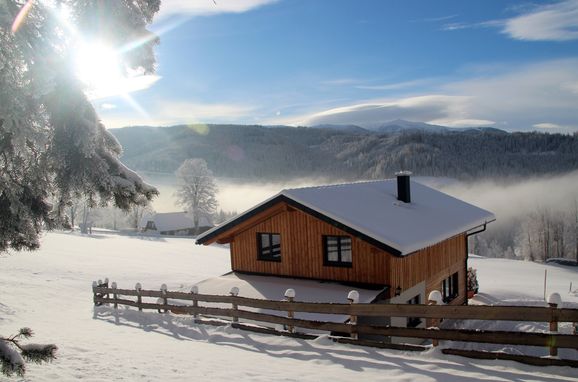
[1,232,577,381]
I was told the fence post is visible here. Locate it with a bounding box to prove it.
[347,290,359,340]
[135,282,142,312]
[428,290,443,347]
[103,278,110,304]
[191,285,199,320]
[284,288,296,333]
[230,287,239,323]
[159,284,168,313]
[547,292,562,357]
[111,282,118,309]
[92,281,98,306]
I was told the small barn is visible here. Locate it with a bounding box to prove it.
[139,212,213,236]
[195,173,494,335]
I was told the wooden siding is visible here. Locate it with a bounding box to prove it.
[387,235,467,304]
[231,204,389,284]
[227,200,467,293]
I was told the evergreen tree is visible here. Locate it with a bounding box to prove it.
[0,328,57,377]
[1,0,160,376]
[0,0,160,252]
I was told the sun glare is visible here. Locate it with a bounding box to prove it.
[73,41,161,101]
[74,42,125,98]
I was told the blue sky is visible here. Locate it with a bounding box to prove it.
[94,0,578,132]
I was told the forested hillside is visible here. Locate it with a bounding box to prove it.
[111,124,578,180]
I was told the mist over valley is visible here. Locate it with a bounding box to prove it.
[110,122,578,261]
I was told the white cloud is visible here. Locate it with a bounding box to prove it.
[100,103,117,110]
[320,78,362,86]
[157,0,278,20]
[157,100,255,122]
[295,59,578,131]
[502,0,578,41]
[100,100,256,128]
[301,95,485,128]
[442,22,469,31]
[533,123,561,129]
[355,79,433,91]
[87,75,161,100]
[430,119,495,128]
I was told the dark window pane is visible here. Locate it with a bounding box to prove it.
[272,234,280,246]
[324,236,352,266]
[341,248,352,263]
[258,233,281,261]
[261,234,270,248]
[327,249,339,262]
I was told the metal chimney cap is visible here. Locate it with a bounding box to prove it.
[395,170,412,176]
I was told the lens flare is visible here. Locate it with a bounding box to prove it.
[188,124,210,136]
[11,0,34,34]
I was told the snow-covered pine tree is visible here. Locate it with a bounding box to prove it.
[1,0,160,376]
[0,0,160,252]
[0,328,57,377]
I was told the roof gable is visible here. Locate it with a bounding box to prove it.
[197,179,495,255]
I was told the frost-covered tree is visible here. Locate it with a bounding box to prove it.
[0,0,160,252]
[175,159,218,233]
[213,208,238,225]
[126,202,154,230]
[1,0,161,376]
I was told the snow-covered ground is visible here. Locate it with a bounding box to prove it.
[1,231,578,381]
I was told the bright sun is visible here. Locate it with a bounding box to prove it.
[73,41,160,100]
[74,42,125,98]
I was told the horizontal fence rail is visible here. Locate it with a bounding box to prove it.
[93,287,578,322]
[92,280,578,368]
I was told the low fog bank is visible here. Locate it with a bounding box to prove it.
[141,172,343,214]
[437,171,578,261]
[140,170,578,261]
[437,171,578,230]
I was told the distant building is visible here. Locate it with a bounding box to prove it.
[139,212,213,236]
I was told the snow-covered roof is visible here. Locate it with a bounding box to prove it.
[197,179,495,256]
[190,272,385,323]
[140,212,212,232]
[282,180,495,255]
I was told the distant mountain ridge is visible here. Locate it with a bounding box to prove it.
[110,123,578,181]
[310,119,507,134]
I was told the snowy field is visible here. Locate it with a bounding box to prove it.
[1,231,578,381]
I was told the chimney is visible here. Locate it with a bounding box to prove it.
[395,171,412,203]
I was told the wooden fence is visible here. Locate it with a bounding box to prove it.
[92,279,578,368]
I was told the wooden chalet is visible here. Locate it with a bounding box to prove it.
[196,173,494,319]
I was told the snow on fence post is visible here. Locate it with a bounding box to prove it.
[284,289,296,333]
[104,278,110,303]
[135,283,143,312]
[347,290,360,340]
[191,286,199,320]
[230,287,240,323]
[111,282,118,309]
[547,292,562,357]
[428,290,443,347]
[158,284,168,314]
[92,279,108,306]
